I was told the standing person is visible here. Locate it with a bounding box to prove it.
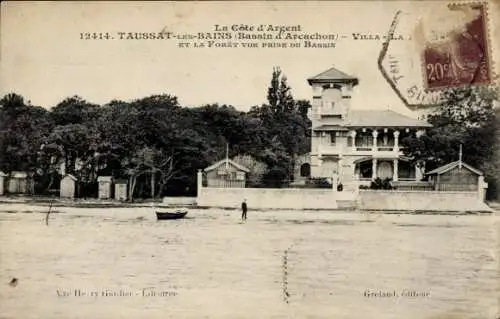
[241,199,247,221]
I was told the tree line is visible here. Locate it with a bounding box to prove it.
[0,67,311,200]
[1,68,499,200]
[401,86,500,199]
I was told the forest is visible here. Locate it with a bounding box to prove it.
[1,67,499,200]
[0,68,311,200]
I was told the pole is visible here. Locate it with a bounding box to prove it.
[151,169,155,199]
[459,144,462,170]
[225,143,229,169]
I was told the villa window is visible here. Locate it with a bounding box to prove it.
[300,163,311,177]
[329,132,336,145]
[347,136,353,147]
[322,101,335,111]
[357,134,372,147]
[358,161,373,179]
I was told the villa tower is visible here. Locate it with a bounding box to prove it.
[306,67,431,188]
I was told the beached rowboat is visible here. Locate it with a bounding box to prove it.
[155,211,188,220]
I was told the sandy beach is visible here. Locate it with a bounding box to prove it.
[0,204,498,319]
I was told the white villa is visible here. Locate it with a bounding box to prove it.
[197,66,491,211]
[305,67,432,187]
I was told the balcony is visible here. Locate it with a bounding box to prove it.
[348,144,401,156]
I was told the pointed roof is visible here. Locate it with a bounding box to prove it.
[307,67,359,85]
[347,110,432,128]
[204,159,250,173]
[426,161,483,176]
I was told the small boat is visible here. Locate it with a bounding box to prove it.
[156,211,188,220]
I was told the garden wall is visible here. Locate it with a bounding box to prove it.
[359,190,492,212]
[197,187,356,210]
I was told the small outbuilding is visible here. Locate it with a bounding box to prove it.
[0,171,7,195]
[204,159,250,188]
[426,160,483,192]
[97,176,113,199]
[114,179,128,201]
[60,174,77,198]
[7,171,29,194]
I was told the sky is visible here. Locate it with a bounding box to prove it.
[1,1,499,117]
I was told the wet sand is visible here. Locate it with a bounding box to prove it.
[0,205,498,319]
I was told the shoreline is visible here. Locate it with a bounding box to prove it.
[0,196,496,215]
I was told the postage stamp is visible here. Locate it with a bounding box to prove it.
[378,1,495,109]
[421,2,492,90]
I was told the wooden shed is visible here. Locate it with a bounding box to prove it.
[426,160,482,191]
[7,171,29,194]
[97,176,113,199]
[0,171,7,195]
[204,159,250,188]
[60,174,77,198]
[114,179,128,201]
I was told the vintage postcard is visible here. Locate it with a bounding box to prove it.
[0,1,499,318]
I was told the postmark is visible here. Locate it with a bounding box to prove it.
[378,1,494,110]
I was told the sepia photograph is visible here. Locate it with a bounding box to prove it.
[0,1,499,318]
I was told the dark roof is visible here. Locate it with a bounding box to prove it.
[307,67,359,85]
[426,161,483,176]
[347,110,432,128]
[204,159,250,173]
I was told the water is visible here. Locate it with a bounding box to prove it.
[0,205,498,319]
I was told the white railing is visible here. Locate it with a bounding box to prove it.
[348,145,402,154]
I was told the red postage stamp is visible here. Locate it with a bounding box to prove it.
[422,2,492,90]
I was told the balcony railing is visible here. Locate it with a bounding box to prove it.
[318,144,403,154]
[351,145,401,152]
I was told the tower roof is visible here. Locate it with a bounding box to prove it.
[307,67,359,86]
